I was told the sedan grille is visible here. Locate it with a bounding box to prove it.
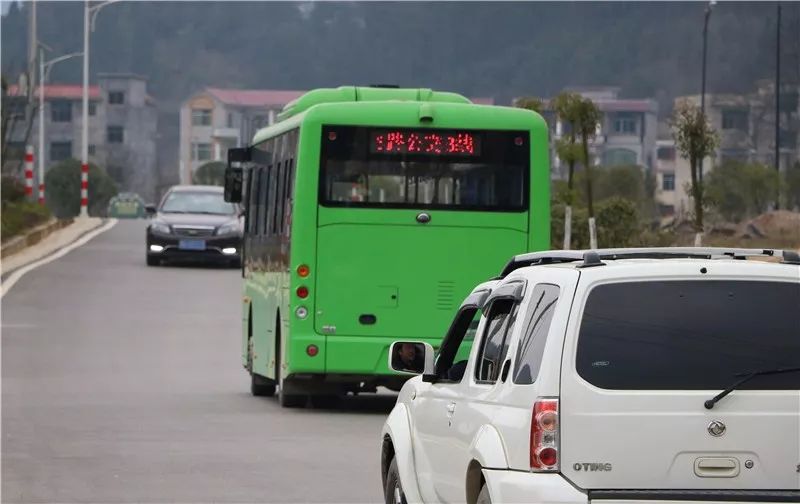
[172,225,215,237]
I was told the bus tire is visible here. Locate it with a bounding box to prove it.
[251,373,276,397]
[248,339,276,397]
[275,316,305,408]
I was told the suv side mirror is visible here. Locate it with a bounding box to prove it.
[145,204,156,216]
[389,341,435,375]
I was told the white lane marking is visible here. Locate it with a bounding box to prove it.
[1,219,118,298]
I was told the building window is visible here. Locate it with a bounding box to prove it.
[603,148,638,166]
[721,109,748,131]
[657,146,675,161]
[192,142,212,161]
[662,172,676,191]
[50,141,72,162]
[108,91,125,105]
[227,112,234,128]
[107,126,124,144]
[613,114,637,134]
[191,109,212,126]
[51,100,72,122]
[88,102,97,116]
[88,144,96,156]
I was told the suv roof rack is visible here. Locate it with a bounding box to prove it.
[499,247,800,278]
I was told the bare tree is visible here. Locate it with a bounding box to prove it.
[671,102,719,245]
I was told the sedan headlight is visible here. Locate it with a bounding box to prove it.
[216,220,242,236]
[151,222,171,234]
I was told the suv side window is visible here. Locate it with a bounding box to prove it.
[475,299,518,383]
[435,307,482,383]
[513,284,560,384]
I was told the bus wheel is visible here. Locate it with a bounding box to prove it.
[251,374,276,397]
[248,339,275,397]
[275,320,306,408]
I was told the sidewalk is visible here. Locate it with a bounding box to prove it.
[1,217,107,280]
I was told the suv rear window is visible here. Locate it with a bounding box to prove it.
[576,280,800,390]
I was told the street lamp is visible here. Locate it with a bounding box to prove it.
[38,45,82,205]
[699,0,715,184]
[80,0,121,217]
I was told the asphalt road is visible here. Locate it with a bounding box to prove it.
[2,220,393,503]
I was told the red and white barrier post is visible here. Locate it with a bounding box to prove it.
[24,145,34,200]
[80,162,89,213]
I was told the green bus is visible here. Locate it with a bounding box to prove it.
[224,86,549,407]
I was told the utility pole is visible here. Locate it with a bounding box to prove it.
[775,4,782,209]
[38,46,82,205]
[700,1,715,184]
[81,0,121,217]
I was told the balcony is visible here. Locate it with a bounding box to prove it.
[212,127,240,140]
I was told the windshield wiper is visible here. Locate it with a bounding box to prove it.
[704,366,800,409]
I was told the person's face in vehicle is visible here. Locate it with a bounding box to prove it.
[398,343,417,364]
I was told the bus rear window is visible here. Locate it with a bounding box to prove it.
[576,280,800,390]
[320,126,529,211]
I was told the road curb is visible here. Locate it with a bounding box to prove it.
[0,218,74,259]
[1,217,111,284]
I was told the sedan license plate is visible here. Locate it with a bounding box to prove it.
[178,239,206,251]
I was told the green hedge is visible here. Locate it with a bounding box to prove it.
[2,200,51,242]
[44,159,118,218]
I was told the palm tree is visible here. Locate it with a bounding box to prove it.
[575,97,602,249]
[551,92,583,249]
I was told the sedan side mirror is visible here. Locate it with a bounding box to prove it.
[389,341,435,375]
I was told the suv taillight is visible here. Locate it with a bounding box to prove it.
[530,398,559,472]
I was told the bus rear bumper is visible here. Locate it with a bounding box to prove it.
[285,334,441,393]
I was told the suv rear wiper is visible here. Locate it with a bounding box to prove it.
[704,366,800,409]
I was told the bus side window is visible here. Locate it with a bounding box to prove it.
[248,168,261,235]
[283,159,293,235]
[273,161,283,236]
[261,165,271,237]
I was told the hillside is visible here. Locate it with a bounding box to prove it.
[2,1,799,170]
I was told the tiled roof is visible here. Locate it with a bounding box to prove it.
[206,88,306,107]
[7,84,101,100]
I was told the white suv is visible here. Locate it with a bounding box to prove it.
[380,248,800,504]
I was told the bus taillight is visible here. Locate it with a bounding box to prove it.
[297,264,310,278]
[296,286,309,299]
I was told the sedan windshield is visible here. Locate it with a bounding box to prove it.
[160,191,237,215]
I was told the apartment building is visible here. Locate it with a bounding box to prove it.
[5,73,159,201]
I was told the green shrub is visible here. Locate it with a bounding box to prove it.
[1,200,51,242]
[552,197,642,249]
[705,161,779,221]
[44,159,118,218]
[193,161,226,186]
[1,175,27,204]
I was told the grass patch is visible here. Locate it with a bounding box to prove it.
[1,201,51,243]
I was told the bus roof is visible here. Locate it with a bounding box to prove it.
[276,86,472,122]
